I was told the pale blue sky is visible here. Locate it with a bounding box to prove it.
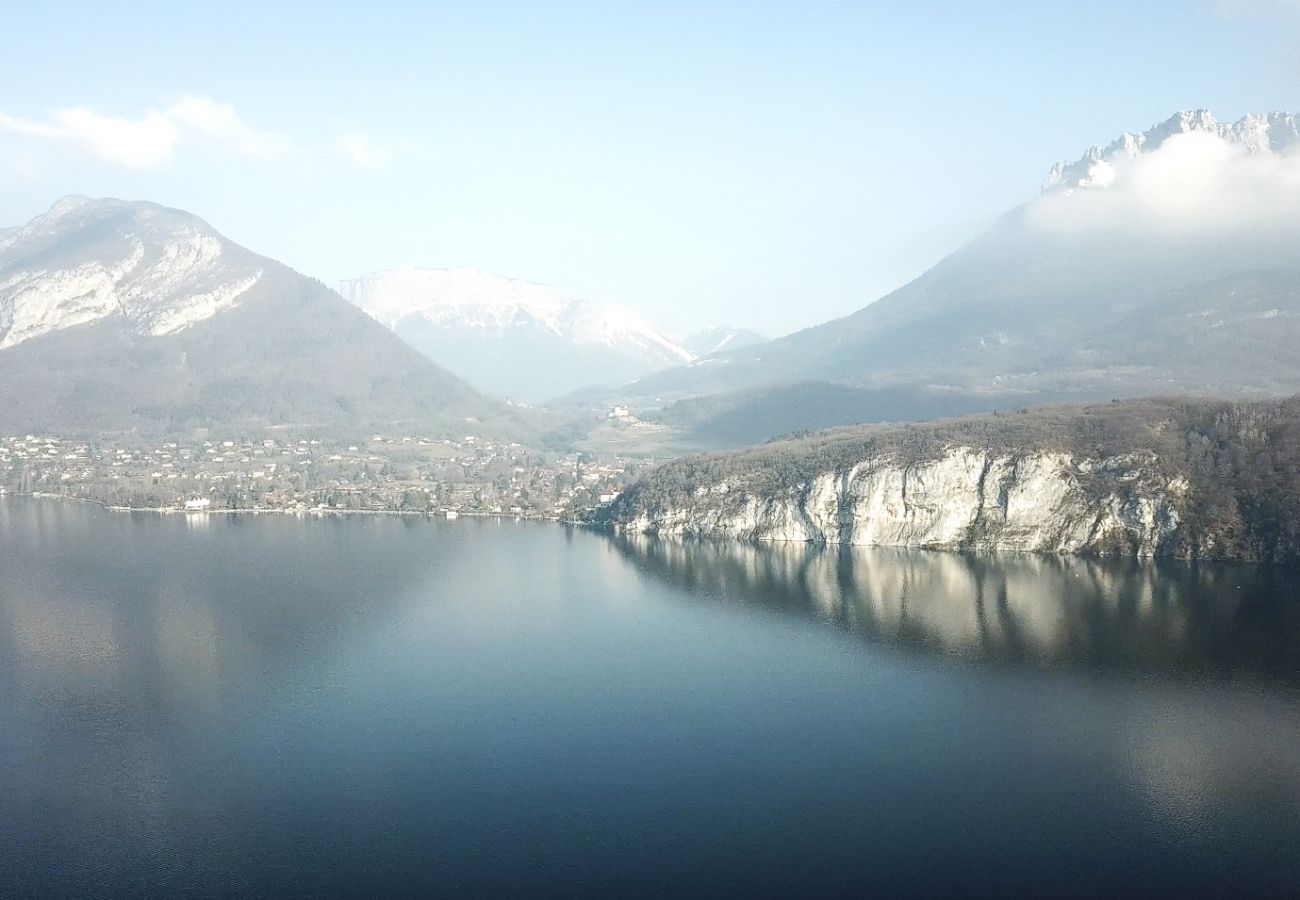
[4,0,1300,336]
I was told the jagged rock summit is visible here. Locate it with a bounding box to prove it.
[1043,109,1300,191]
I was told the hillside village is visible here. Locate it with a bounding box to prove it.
[0,432,642,519]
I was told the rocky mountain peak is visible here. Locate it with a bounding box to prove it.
[0,197,263,349]
[1043,110,1300,192]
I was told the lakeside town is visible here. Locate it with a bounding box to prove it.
[0,432,647,519]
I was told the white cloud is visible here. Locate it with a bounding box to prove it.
[54,107,178,168]
[0,98,395,171]
[164,97,289,160]
[1027,130,1300,235]
[2,106,177,168]
[0,111,63,139]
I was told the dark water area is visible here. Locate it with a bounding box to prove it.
[1,497,1298,897]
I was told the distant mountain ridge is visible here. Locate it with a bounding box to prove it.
[339,267,694,402]
[0,198,520,440]
[587,110,1300,444]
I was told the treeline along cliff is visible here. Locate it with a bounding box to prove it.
[590,397,1300,563]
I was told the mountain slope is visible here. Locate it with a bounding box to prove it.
[0,198,520,439]
[593,111,1300,439]
[338,267,694,402]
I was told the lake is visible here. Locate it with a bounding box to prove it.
[1,497,1298,897]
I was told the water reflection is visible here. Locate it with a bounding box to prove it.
[1,499,1298,895]
[611,534,1300,682]
[0,498,449,724]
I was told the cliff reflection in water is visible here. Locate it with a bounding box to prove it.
[612,535,1300,681]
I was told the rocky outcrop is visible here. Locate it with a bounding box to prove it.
[607,447,1187,556]
[0,197,264,349]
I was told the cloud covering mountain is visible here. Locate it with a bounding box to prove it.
[593,111,1300,442]
[1036,111,1300,234]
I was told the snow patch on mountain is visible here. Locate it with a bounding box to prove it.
[682,326,768,357]
[339,266,694,365]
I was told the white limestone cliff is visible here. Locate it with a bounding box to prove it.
[609,448,1188,556]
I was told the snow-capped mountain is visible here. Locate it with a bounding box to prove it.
[1043,110,1300,192]
[0,198,517,439]
[0,195,265,349]
[338,267,695,401]
[681,326,768,357]
[589,110,1300,443]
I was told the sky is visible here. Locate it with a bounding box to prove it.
[4,1,1300,338]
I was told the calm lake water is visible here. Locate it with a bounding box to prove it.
[2,497,1298,897]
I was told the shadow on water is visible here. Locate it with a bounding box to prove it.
[609,533,1300,684]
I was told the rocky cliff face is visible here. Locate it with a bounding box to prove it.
[609,448,1187,556]
[595,398,1300,562]
[0,196,265,349]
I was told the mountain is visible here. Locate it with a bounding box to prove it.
[1042,110,1300,191]
[591,111,1300,443]
[0,197,520,439]
[593,395,1300,563]
[680,326,767,357]
[338,267,694,402]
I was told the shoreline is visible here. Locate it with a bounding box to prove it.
[5,492,1287,565]
[584,518,1295,568]
[4,492,583,524]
